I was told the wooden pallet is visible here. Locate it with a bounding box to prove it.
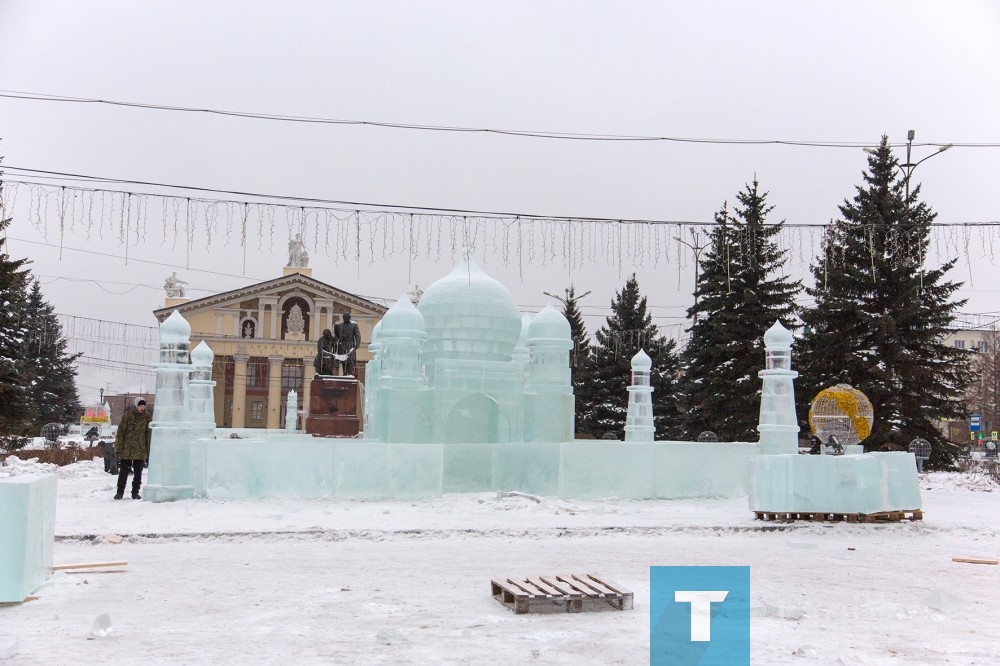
[491,573,633,614]
[754,509,923,523]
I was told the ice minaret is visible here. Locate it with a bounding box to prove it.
[624,349,655,442]
[188,342,216,431]
[371,294,432,442]
[145,310,195,502]
[524,305,574,442]
[757,320,799,455]
[285,390,298,432]
[363,321,383,439]
[512,314,533,367]
[379,294,426,388]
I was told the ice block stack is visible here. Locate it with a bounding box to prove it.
[0,474,57,602]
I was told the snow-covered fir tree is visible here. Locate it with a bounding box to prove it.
[0,170,32,443]
[21,278,82,431]
[797,136,969,468]
[587,275,681,439]
[677,181,801,441]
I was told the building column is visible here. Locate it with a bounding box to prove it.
[302,356,314,417]
[311,306,321,341]
[232,313,241,338]
[215,312,223,336]
[232,354,249,428]
[266,355,284,429]
[213,357,226,426]
[258,304,266,338]
[270,303,279,339]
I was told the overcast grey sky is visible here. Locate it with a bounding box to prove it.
[2,1,999,401]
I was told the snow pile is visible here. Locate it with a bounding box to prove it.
[0,455,104,480]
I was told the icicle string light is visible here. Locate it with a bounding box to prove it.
[3,180,1000,280]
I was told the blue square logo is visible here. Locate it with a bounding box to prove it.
[650,566,750,665]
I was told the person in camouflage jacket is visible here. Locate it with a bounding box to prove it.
[114,397,152,499]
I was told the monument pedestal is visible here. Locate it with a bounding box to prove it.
[306,375,360,437]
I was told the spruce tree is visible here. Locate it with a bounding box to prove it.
[0,165,32,444]
[798,136,969,469]
[677,181,801,441]
[21,278,83,431]
[588,274,681,439]
[559,285,597,436]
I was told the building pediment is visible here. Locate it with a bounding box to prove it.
[153,273,387,323]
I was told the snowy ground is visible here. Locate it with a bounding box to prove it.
[1,456,999,665]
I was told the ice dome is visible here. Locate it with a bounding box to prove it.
[370,320,383,348]
[380,294,426,337]
[160,310,191,343]
[631,349,652,371]
[417,256,521,363]
[763,320,793,348]
[191,341,214,366]
[528,305,571,341]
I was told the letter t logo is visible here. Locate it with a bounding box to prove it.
[674,590,729,641]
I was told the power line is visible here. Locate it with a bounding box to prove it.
[5,89,993,148]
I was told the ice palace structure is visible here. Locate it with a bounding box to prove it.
[135,255,919,508]
[0,257,922,600]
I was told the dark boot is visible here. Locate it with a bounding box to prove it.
[116,464,130,500]
[130,459,144,499]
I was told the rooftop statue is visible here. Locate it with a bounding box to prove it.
[287,233,310,268]
[164,272,188,298]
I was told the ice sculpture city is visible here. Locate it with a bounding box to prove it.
[139,257,920,512]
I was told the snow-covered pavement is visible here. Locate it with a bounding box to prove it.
[2,457,999,664]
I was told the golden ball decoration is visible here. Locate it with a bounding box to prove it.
[808,384,874,446]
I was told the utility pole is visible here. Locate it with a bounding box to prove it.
[674,228,708,326]
[865,130,952,288]
[543,287,592,307]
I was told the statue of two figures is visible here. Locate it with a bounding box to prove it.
[315,313,361,377]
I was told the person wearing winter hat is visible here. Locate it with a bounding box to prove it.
[113,397,152,499]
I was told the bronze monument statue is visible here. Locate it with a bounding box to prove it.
[334,312,362,376]
[314,328,337,376]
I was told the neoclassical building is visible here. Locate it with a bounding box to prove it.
[153,262,386,429]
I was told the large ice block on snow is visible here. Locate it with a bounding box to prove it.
[559,441,757,499]
[652,442,758,499]
[748,452,921,514]
[334,441,442,499]
[494,442,561,495]
[0,474,57,602]
[205,439,334,498]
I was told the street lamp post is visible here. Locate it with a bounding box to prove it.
[674,228,708,326]
[865,130,952,288]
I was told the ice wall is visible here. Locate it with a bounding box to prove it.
[748,452,922,513]
[187,436,756,500]
[0,475,57,602]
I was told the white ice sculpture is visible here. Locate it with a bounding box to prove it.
[524,305,574,443]
[363,257,575,446]
[285,390,298,433]
[757,321,799,455]
[625,349,654,443]
[0,475,56,602]
[145,310,195,502]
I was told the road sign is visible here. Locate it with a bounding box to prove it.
[970,414,982,432]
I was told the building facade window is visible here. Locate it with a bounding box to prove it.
[246,358,268,388]
[976,341,988,353]
[250,400,264,423]
[281,361,304,391]
[954,340,965,349]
